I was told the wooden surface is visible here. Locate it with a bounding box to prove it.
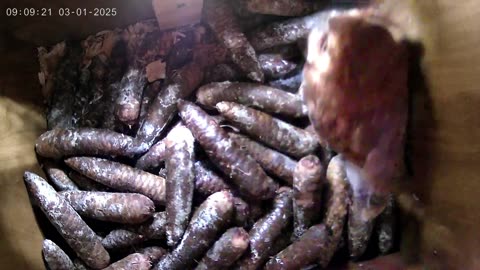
[404,1,480,269]
[0,38,46,269]
[153,0,203,30]
[0,0,479,269]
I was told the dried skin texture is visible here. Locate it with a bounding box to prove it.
[348,195,374,259]
[195,227,249,270]
[46,43,82,129]
[193,161,252,227]
[103,253,151,270]
[65,157,166,205]
[203,0,264,82]
[135,123,183,171]
[43,162,79,191]
[69,172,110,192]
[320,155,349,267]
[194,160,230,196]
[135,137,167,171]
[249,10,334,51]
[138,246,167,264]
[204,49,298,82]
[23,172,109,269]
[165,125,195,246]
[235,187,293,270]
[60,191,155,224]
[258,53,298,79]
[303,15,408,221]
[114,68,147,126]
[135,63,204,150]
[178,100,278,200]
[216,102,318,158]
[102,229,145,250]
[131,212,168,240]
[42,239,74,270]
[35,128,138,159]
[246,0,319,16]
[293,155,324,239]
[153,191,234,270]
[264,224,329,270]
[229,133,296,184]
[377,194,396,254]
[197,82,307,118]
[115,29,172,126]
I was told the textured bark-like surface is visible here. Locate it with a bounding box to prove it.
[24,172,109,269]
[264,224,329,270]
[194,160,230,196]
[69,172,110,192]
[114,68,147,127]
[217,102,317,158]
[42,239,74,270]
[135,63,203,150]
[65,157,166,205]
[348,195,375,259]
[203,0,264,82]
[197,82,307,118]
[101,229,145,250]
[193,160,254,227]
[42,161,79,191]
[234,187,293,270]
[178,100,278,200]
[61,191,155,224]
[165,125,195,246]
[249,11,333,51]
[195,227,249,270]
[135,122,181,170]
[130,212,168,240]
[153,191,234,270]
[229,133,297,184]
[245,0,320,16]
[35,128,139,159]
[320,155,349,267]
[292,155,324,239]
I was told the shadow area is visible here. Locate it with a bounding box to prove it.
[0,33,47,269]
[398,41,437,265]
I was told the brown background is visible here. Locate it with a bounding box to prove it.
[0,0,479,269]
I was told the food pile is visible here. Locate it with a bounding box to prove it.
[27,0,404,269]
